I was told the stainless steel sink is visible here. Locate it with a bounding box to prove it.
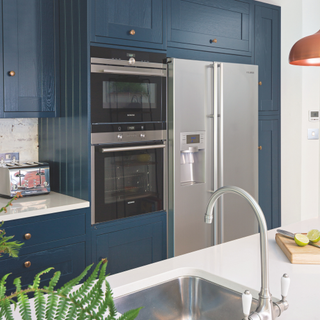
[114,275,258,320]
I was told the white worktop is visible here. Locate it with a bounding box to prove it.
[107,217,320,320]
[0,191,89,221]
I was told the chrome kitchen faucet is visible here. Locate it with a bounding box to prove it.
[204,186,290,320]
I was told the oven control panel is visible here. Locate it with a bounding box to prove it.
[91,130,166,145]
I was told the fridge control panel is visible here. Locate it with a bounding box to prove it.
[180,131,205,151]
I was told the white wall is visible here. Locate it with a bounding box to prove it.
[0,118,38,161]
[258,0,320,225]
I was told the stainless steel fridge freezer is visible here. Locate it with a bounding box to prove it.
[168,58,259,256]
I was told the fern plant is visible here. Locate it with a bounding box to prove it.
[0,193,24,258]
[0,259,142,320]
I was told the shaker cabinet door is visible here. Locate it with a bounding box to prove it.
[258,117,280,230]
[91,211,167,275]
[254,4,280,114]
[91,0,165,49]
[167,0,253,56]
[1,0,59,118]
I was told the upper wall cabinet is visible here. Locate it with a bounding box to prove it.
[0,0,59,118]
[90,0,166,50]
[167,0,254,56]
[254,3,280,114]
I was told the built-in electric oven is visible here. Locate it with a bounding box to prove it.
[91,131,166,224]
[90,47,167,224]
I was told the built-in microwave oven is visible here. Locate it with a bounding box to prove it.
[90,47,167,133]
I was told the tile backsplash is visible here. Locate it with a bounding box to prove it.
[0,119,38,161]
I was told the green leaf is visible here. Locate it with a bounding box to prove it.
[17,290,32,320]
[34,289,46,320]
[65,303,77,320]
[58,263,93,297]
[47,271,61,291]
[118,307,143,320]
[31,268,54,290]
[54,296,70,320]
[45,291,59,320]
[3,298,14,320]
[0,273,11,300]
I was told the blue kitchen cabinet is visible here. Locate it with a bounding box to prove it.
[0,208,89,292]
[255,2,281,230]
[91,211,167,275]
[167,0,254,56]
[254,2,281,114]
[90,0,166,50]
[258,117,281,229]
[0,0,59,118]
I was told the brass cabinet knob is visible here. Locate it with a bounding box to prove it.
[258,146,262,150]
[8,71,15,76]
[24,233,31,240]
[24,261,31,268]
[259,81,262,86]
[210,39,217,43]
[129,29,135,35]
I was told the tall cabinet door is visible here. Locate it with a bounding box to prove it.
[258,118,281,229]
[254,2,281,229]
[1,0,59,118]
[254,4,280,114]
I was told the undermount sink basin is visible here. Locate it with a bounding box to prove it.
[114,275,258,320]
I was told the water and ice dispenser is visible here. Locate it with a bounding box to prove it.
[180,131,205,186]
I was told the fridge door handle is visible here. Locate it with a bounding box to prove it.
[218,63,224,244]
[212,63,219,245]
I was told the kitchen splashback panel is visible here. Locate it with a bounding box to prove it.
[0,119,38,162]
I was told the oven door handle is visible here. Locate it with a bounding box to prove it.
[91,65,167,77]
[100,144,166,153]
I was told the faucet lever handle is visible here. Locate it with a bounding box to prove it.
[281,273,290,299]
[242,290,252,319]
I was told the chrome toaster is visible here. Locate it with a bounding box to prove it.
[0,161,50,197]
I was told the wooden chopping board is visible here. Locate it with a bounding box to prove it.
[275,233,320,264]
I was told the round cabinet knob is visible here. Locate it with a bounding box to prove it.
[8,71,15,77]
[129,29,135,35]
[210,39,217,43]
[24,261,31,268]
[258,146,262,150]
[259,81,262,86]
[24,233,31,240]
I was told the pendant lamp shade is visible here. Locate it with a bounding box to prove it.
[289,30,320,66]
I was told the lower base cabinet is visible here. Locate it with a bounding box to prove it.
[91,211,167,275]
[0,242,86,293]
[0,208,88,294]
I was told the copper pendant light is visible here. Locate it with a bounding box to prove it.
[289,30,320,66]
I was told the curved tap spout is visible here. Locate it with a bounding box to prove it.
[204,186,275,319]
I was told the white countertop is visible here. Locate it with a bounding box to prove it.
[106,217,320,320]
[0,191,90,221]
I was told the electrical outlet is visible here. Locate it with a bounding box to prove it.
[0,153,19,162]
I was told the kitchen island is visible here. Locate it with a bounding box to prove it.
[106,217,320,320]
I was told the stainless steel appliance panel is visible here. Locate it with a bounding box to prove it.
[168,59,213,256]
[215,62,259,243]
[168,58,259,256]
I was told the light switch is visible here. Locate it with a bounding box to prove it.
[308,128,319,140]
